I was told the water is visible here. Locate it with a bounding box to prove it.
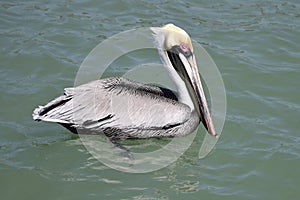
[1,0,300,199]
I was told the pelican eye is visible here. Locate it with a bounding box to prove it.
[179,42,192,57]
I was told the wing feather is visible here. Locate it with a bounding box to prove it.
[33,77,193,138]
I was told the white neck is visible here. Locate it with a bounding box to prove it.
[158,50,195,110]
[151,26,194,110]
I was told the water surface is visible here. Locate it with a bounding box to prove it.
[1,0,299,199]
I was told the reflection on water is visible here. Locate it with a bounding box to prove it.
[79,130,197,173]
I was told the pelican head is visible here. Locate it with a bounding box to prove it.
[151,24,217,137]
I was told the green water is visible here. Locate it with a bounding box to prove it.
[1,0,300,199]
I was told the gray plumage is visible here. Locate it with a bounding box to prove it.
[33,77,199,139]
[32,24,217,139]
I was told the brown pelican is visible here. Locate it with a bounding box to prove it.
[32,24,217,139]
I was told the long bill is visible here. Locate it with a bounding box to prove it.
[178,53,217,137]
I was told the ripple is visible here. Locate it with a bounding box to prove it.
[1,0,300,199]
